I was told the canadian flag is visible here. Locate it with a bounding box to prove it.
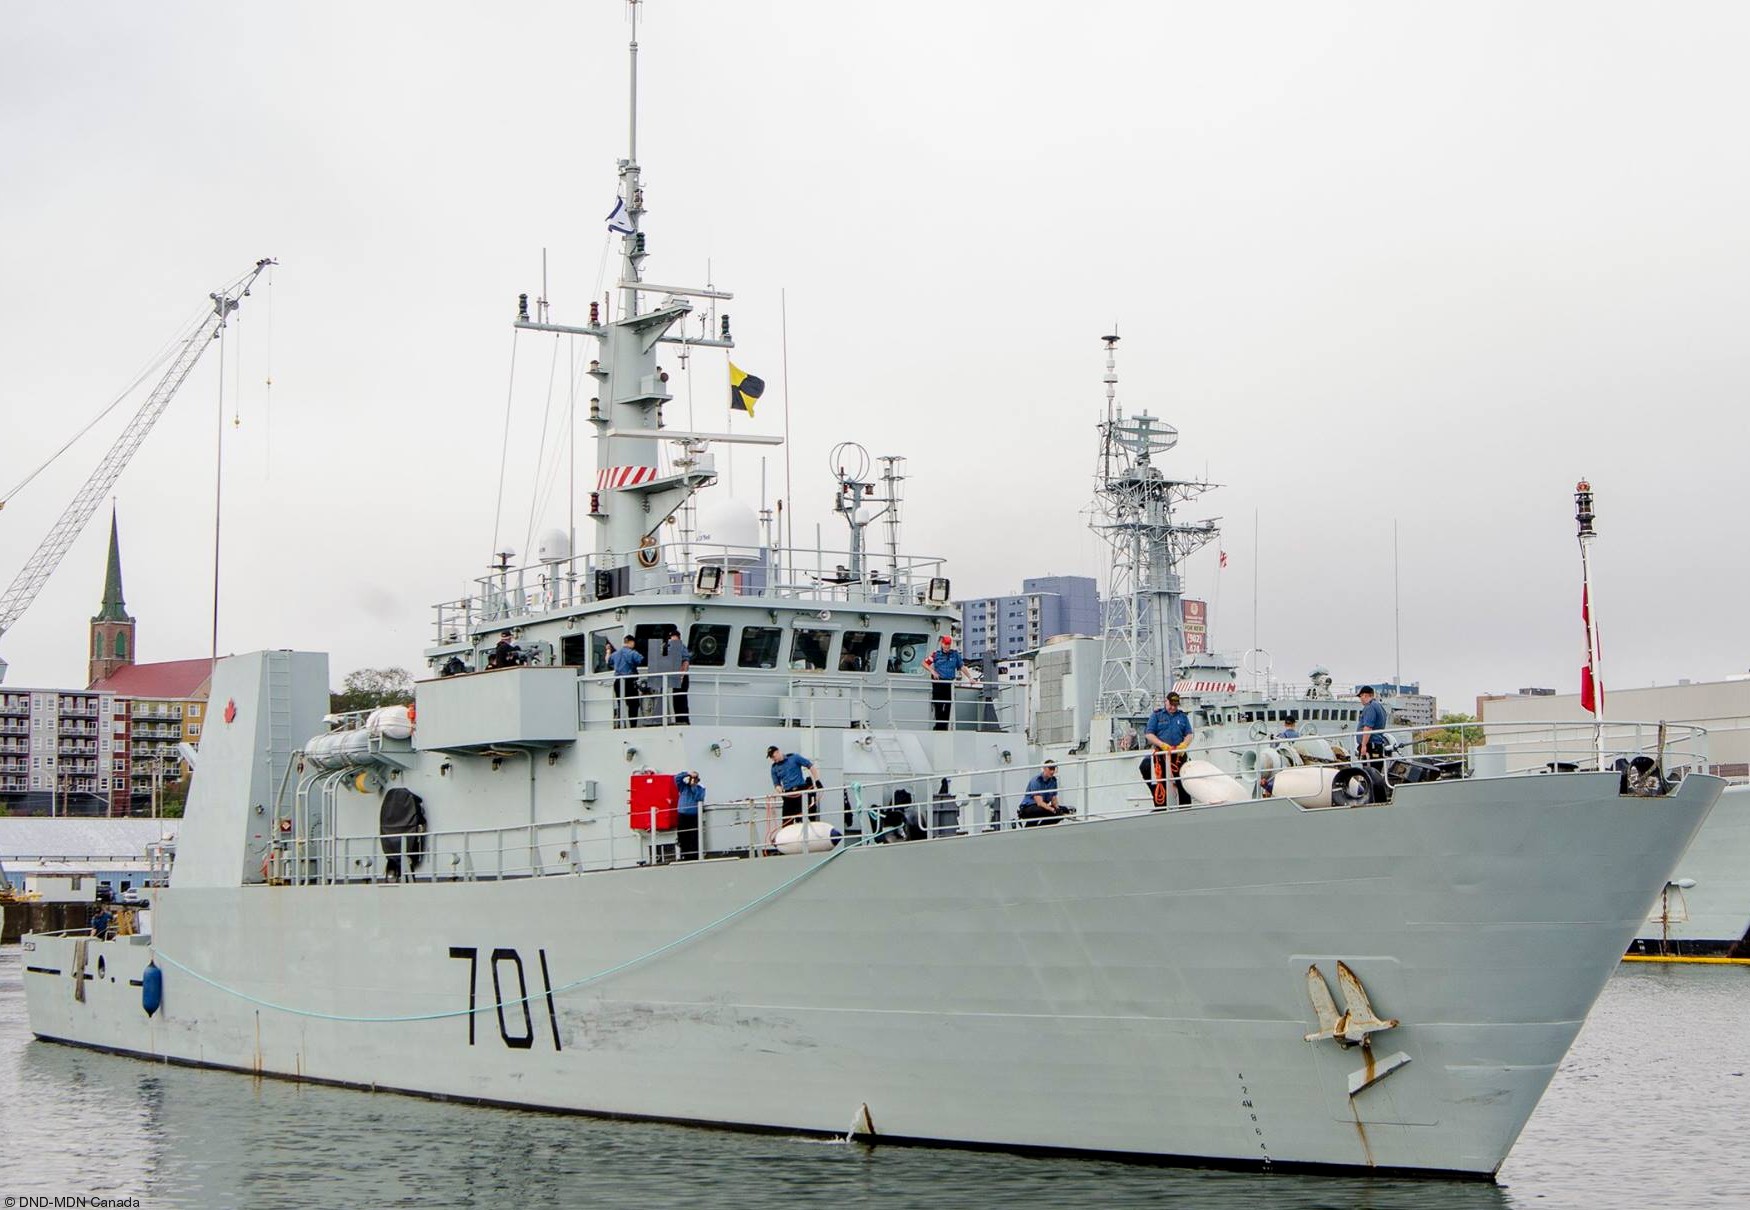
[1580,583,1602,714]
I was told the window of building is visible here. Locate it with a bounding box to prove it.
[187,703,202,718]
[114,632,127,659]
[737,627,783,669]
[188,725,200,738]
[790,629,833,672]
[887,633,930,674]
[687,623,730,667]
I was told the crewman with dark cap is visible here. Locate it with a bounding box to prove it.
[922,633,964,731]
[1140,691,1194,807]
[489,630,521,669]
[1355,686,1389,763]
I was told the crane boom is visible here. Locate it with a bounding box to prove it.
[0,258,275,682]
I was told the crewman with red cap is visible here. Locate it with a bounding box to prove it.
[922,633,964,731]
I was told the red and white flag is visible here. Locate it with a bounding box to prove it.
[1580,583,1602,714]
[1218,550,1228,569]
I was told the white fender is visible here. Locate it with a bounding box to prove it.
[1178,759,1249,805]
[1272,764,1339,808]
[773,821,841,853]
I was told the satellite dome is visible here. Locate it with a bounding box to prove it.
[536,529,571,562]
[697,498,761,566]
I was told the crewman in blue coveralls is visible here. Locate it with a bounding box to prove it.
[923,634,963,731]
[1140,691,1194,807]
[673,769,706,859]
[1355,687,1389,764]
[767,747,820,823]
[607,634,645,727]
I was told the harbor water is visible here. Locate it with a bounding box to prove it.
[0,946,1743,1208]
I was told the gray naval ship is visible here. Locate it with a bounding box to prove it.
[24,13,1727,1179]
[1028,349,1749,962]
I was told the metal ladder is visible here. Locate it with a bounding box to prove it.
[263,650,294,802]
[868,732,911,776]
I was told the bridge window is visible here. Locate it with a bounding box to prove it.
[840,630,881,672]
[633,623,671,660]
[589,628,619,674]
[561,634,593,668]
[791,629,832,671]
[687,623,730,667]
[737,626,783,669]
[888,633,930,674]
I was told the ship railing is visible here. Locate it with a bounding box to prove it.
[574,667,1021,734]
[323,708,380,732]
[266,739,1398,886]
[1405,718,1709,778]
[272,815,625,887]
[266,719,1711,885]
[431,543,950,640]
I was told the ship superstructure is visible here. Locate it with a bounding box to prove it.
[22,8,1729,1179]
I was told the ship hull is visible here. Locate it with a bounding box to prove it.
[24,771,1721,1178]
[1629,782,1750,957]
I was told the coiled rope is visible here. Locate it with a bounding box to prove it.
[151,829,879,1024]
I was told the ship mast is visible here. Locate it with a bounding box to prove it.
[1090,334,1219,723]
[620,0,644,324]
[512,0,749,592]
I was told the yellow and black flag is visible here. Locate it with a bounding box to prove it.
[729,363,765,417]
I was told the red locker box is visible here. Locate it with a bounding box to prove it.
[630,773,678,831]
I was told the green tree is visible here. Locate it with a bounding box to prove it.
[330,667,414,714]
[1421,712,1485,753]
[157,784,187,818]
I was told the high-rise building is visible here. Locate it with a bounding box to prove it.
[957,575,1101,662]
[0,685,131,816]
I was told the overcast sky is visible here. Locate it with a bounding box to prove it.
[2,1,1746,711]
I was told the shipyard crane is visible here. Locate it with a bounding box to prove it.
[0,258,275,683]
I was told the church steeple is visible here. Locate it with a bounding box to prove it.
[95,509,130,622]
[88,507,137,687]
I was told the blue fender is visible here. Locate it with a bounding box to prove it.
[142,961,162,1017]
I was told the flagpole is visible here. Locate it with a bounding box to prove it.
[1575,479,1604,764]
[1393,518,1401,696]
[781,288,794,559]
[1251,509,1259,690]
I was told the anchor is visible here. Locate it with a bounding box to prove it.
[1304,961,1412,1096]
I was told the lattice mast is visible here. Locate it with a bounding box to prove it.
[1091,334,1219,718]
